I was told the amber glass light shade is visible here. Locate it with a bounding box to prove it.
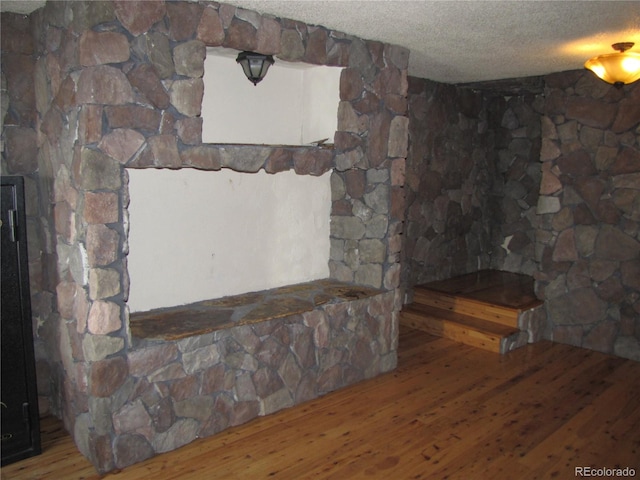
[236,51,275,86]
[584,42,640,86]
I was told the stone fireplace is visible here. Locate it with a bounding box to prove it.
[31,0,408,472]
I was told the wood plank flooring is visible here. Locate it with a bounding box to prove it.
[2,326,639,479]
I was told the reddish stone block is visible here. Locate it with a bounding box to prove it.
[304,28,328,65]
[78,105,103,145]
[256,16,281,55]
[611,97,640,133]
[74,285,90,333]
[1,12,34,55]
[127,64,170,110]
[367,111,392,168]
[229,401,260,427]
[79,30,130,66]
[584,321,616,354]
[390,186,405,221]
[105,105,161,133]
[52,75,77,113]
[113,0,166,36]
[169,78,203,117]
[169,375,199,402]
[197,6,225,46]
[565,96,616,129]
[390,158,405,186]
[385,94,407,115]
[87,300,121,335]
[224,18,257,52]
[4,127,38,174]
[334,131,362,151]
[340,68,364,102]
[86,224,119,267]
[54,201,75,243]
[279,29,305,61]
[552,228,578,262]
[57,281,77,319]
[166,2,204,41]
[595,225,640,261]
[176,117,202,145]
[264,148,293,173]
[3,53,35,124]
[76,65,134,106]
[353,90,381,114]
[159,111,177,135]
[89,355,128,397]
[556,150,597,177]
[41,108,64,144]
[344,169,366,199]
[180,146,221,170]
[611,146,640,175]
[113,434,154,470]
[128,343,179,378]
[292,149,333,176]
[201,364,232,395]
[98,129,145,164]
[621,260,640,290]
[74,148,121,191]
[145,135,181,168]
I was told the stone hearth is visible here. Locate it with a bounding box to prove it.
[130,279,384,341]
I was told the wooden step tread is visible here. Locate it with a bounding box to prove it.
[401,303,520,337]
[412,288,519,328]
[415,270,543,311]
[400,309,503,353]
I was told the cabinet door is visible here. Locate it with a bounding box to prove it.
[1,176,41,465]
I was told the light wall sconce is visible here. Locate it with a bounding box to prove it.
[236,51,275,86]
[584,42,640,87]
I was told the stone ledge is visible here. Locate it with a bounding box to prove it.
[129,279,383,342]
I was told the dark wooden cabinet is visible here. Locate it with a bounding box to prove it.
[1,176,41,465]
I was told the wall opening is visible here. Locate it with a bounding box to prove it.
[202,48,342,146]
[126,168,332,312]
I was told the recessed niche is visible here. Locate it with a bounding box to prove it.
[126,168,331,313]
[202,48,342,146]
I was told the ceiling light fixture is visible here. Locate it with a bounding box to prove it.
[584,42,640,87]
[236,51,274,86]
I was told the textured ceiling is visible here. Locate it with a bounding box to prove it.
[228,0,640,83]
[2,1,640,83]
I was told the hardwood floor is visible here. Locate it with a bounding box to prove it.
[3,326,639,479]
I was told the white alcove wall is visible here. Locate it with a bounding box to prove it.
[202,49,341,145]
[126,168,331,312]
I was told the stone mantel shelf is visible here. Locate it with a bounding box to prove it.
[129,279,384,344]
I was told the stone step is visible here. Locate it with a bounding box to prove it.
[400,303,523,354]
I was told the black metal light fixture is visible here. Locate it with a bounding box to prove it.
[236,51,275,86]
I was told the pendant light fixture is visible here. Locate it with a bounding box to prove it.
[584,42,640,87]
[236,51,275,86]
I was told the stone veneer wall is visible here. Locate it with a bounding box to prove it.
[8,0,408,472]
[536,70,640,360]
[487,93,542,275]
[403,77,543,296]
[1,12,59,417]
[403,78,494,288]
[404,70,640,361]
[403,77,542,290]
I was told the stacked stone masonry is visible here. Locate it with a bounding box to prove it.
[535,71,640,360]
[1,0,409,473]
[3,0,640,474]
[403,78,542,290]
